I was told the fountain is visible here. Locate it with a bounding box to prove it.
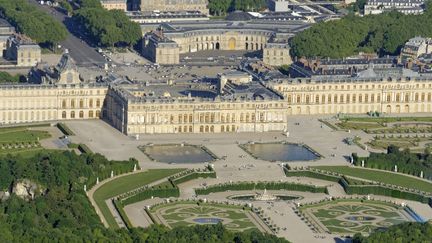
[254,189,277,201]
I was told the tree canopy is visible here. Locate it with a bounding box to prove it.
[208,0,267,16]
[290,4,432,58]
[0,150,288,242]
[353,222,432,243]
[74,3,141,47]
[0,0,67,45]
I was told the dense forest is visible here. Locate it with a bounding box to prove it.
[0,150,287,242]
[74,0,142,47]
[290,3,432,58]
[0,0,67,45]
[208,0,267,16]
[352,222,432,242]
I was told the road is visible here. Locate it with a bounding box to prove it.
[28,0,106,67]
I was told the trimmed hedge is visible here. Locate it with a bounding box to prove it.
[57,123,74,135]
[78,144,93,154]
[339,177,430,204]
[170,171,216,186]
[195,181,328,195]
[122,188,180,205]
[113,199,133,228]
[284,167,432,205]
[284,169,340,182]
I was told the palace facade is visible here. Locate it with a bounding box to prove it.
[2,53,432,135]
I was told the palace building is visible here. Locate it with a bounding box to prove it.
[141,16,300,65]
[2,51,432,135]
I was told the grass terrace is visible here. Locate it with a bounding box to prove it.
[313,166,432,193]
[93,169,184,228]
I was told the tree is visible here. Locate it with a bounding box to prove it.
[290,4,432,58]
[0,0,67,45]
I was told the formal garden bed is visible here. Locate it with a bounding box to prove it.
[147,201,261,232]
[298,198,418,235]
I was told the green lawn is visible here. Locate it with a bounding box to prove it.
[0,128,50,142]
[93,169,184,228]
[313,166,432,193]
[343,117,432,123]
[0,126,51,155]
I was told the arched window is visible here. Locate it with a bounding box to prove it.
[70,111,75,118]
[96,99,101,107]
[89,110,94,118]
[405,94,409,102]
[79,111,84,118]
[79,99,84,108]
[315,95,319,103]
[296,95,301,103]
[71,100,75,108]
[62,111,66,119]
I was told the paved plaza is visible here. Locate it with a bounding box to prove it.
[64,117,432,243]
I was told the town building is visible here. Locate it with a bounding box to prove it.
[0,18,15,58]
[100,0,127,11]
[401,36,432,59]
[127,11,209,24]
[0,52,107,124]
[5,34,41,67]
[364,0,425,15]
[139,0,209,15]
[268,0,290,12]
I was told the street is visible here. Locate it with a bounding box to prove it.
[28,0,106,66]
